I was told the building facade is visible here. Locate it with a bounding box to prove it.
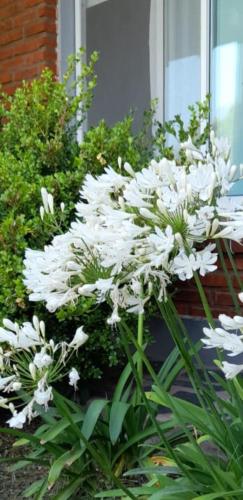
[1,0,243,319]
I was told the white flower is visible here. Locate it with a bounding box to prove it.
[34,383,53,409]
[187,164,216,202]
[202,327,243,355]
[48,193,54,214]
[196,244,217,276]
[0,397,9,409]
[7,410,27,429]
[40,206,45,220]
[70,327,88,349]
[0,375,15,391]
[23,130,243,321]
[33,349,53,369]
[69,368,80,389]
[222,361,243,379]
[219,314,241,331]
[0,317,42,349]
[41,187,49,213]
[172,252,198,281]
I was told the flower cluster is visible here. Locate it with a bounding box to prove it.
[202,292,243,379]
[0,316,88,427]
[40,187,65,220]
[24,132,243,323]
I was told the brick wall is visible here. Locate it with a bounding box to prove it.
[175,242,243,318]
[0,0,58,94]
[0,0,242,319]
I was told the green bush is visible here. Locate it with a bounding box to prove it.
[0,52,153,380]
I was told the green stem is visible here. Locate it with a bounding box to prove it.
[223,239,243,291]
[193,270,215,327]
[216,240,241,314]
[120,321,224,489]
[119,324,198,486]
[136,311,144,404]
[54,391,136,500]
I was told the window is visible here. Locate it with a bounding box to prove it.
[211,0,243,194]
[59,0,243,192]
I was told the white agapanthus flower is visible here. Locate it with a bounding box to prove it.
[202,293,243,379]
[0,318,87,428]
[23,132,243,323]
[69,367,80,389]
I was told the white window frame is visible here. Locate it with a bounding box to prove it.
[71,0,211,139]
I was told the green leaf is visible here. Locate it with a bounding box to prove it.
[48,445,83,489]
[53,476,84,500]
[109,401,130,445]
[40,413,83,444]
[13,438,30,447]
[81,399,108,440]
[23,479,47,498]
[0,426,40,444]
[112,352,139,402]
[95,486,159,497]
[124,466,179,476]
[35,477,49,500]
[111,419,176,467]
[193,491,243,500]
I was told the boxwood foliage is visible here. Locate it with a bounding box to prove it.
[0,51,153,380]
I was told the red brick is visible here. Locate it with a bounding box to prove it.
[231,242,243,254]
[215,292,234,306]
[211,306,235,318]
[201,272,227,287]
[38,4,56,17]
[188,305,205,318]
[0,3,23,21]
[13,34,56,56]
[0,45,14,61]
[14,66,40,82]
[24,47,55,65]
[175,303,189,315]
[5,81,20,94]
[0,28,23,46]
[24,21,56,37]
[0,0,16,7]
[175,289,200,304]
[235,256,243,270]
[12,10,37,28]
[37,62,56,74]
[24,0,43,7]
[0,71,12,84]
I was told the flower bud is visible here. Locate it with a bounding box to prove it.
[41,187,49,212]
[175,233,184,248]
[29,363,36,380]
[229,165,237,181]
[48,193,54,214]
[117,156,122,169]
[124,162,135,177]
[40,321,45,337]
[32,316,40,333]
[157,199,166,214]
[210,218,219,236]
[40,206,45,220]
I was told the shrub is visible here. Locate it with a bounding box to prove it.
[0,52,154,380]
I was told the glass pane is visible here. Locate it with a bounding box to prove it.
[211,0,243,194]
[86,0,151,130]
[59,0,75,78]
[164,0,201,123]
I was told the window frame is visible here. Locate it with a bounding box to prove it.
[72,0,211,134]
